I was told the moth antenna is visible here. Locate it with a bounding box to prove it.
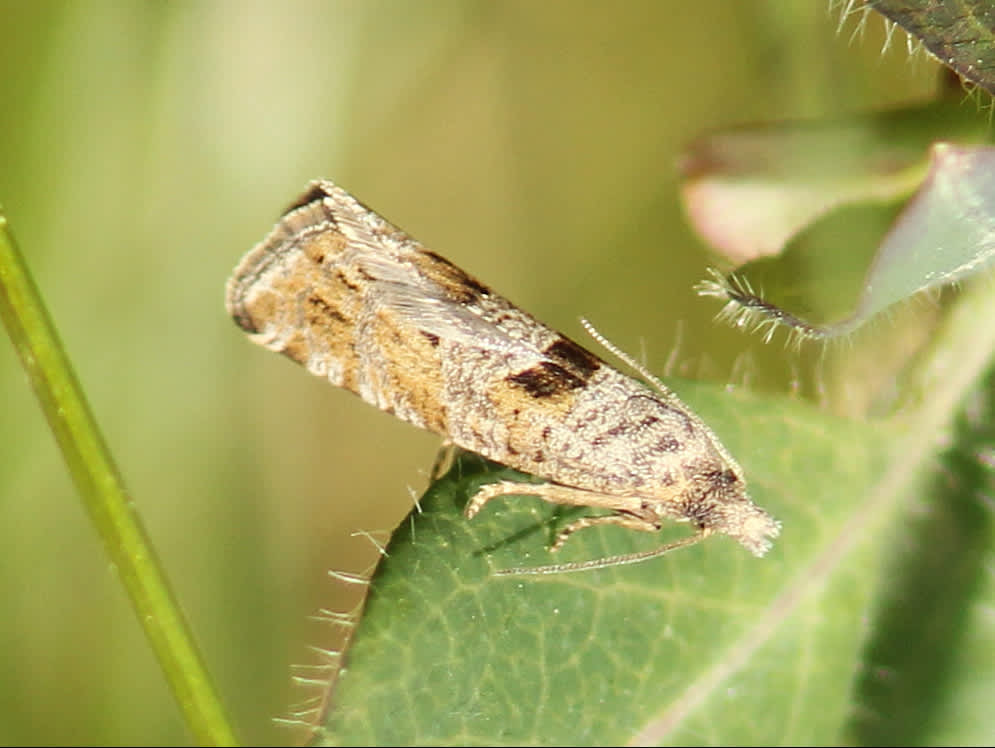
[579,318,671,397]
[493,531,705,576]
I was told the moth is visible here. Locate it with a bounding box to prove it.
[226,180,780,574]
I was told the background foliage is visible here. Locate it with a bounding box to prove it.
[0,1,975,744]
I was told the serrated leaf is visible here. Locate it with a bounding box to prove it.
[869,0,995,96]
[853,143,995,320]
[314,382,907,746]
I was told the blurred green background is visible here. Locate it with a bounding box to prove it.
[0,2,937,744]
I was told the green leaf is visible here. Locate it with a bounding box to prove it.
[698,143,995,341]
[850,144,995,323]
[679,90,986,267]
[869,0,995,96]
[316,383,900,745]
[848,373,995,745]
[311,268,995,744]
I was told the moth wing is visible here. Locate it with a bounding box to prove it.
[358,252,544,363]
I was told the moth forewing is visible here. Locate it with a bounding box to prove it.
[226,179,780,573]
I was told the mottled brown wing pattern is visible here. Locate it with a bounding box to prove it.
[226,180,780,572]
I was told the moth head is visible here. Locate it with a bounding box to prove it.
[684,466,781,557]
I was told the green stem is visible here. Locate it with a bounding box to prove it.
[0,212,238,745]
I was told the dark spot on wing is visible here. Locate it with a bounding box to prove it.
[421,331,440,347]
[507,362,586,398]
[543,338,601,380]
[421,250,490,303]
[284,183,331,215]
[335,269,360,292]
[308,294,348,324]
[704,468,739,487]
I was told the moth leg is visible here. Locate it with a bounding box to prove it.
[551,512,661,552]
[464,480,642,519]
[466,481,535,519]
